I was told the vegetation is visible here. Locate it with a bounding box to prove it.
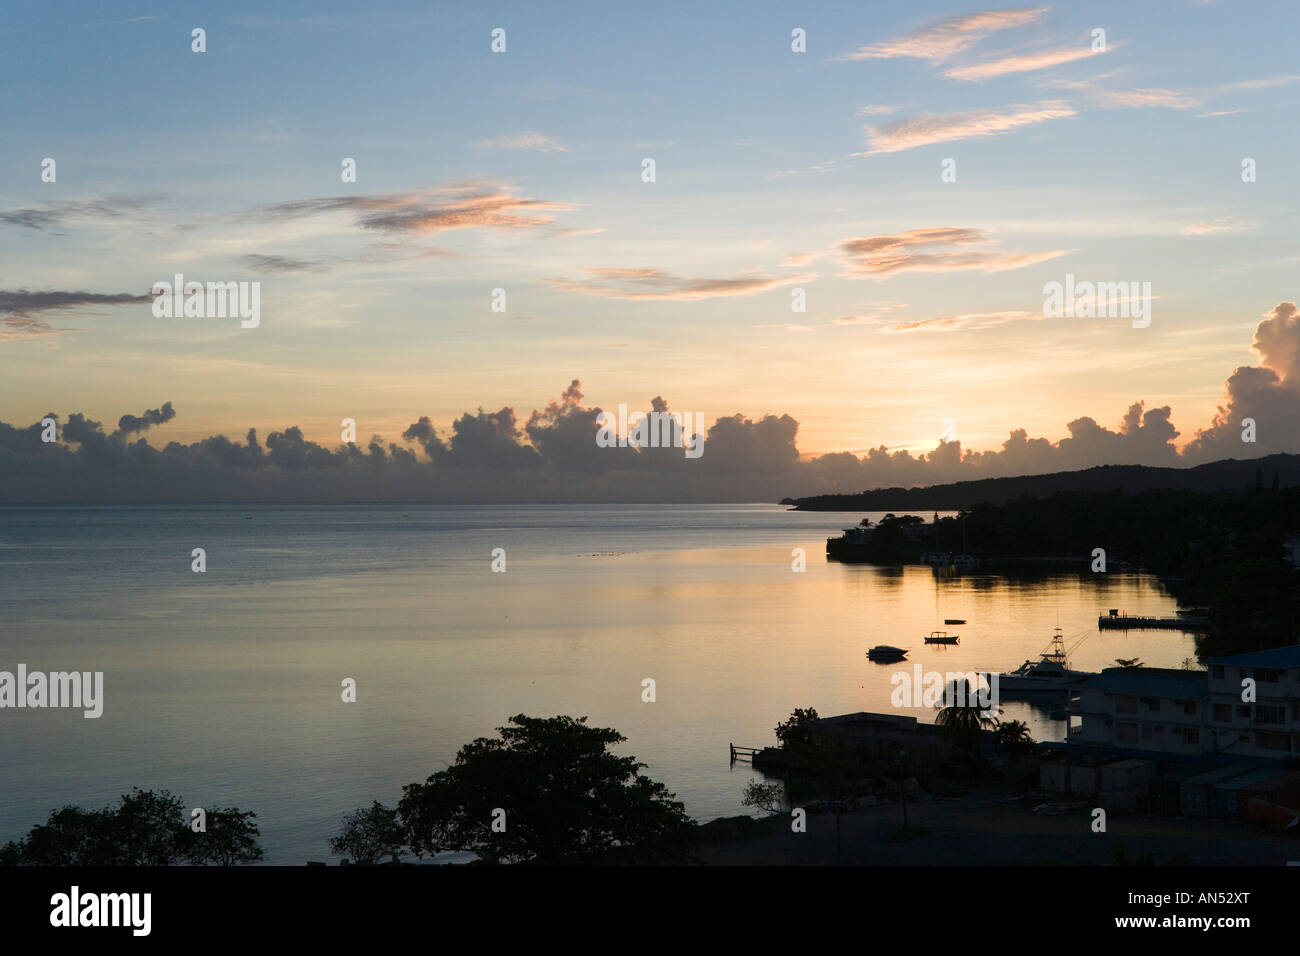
[993,720,1034,753]
[934,678,1000,752]
[0,788,262,866]
[329,801,406,865]
[334,715,699,865]
[827,486,1300,655]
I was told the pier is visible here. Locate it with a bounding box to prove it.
[729,744,761,764]
[1098,613,1211,631]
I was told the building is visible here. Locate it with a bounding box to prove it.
[1067,644,1300,760]
[1206,645,1300,758]
[1069,668,1208,755]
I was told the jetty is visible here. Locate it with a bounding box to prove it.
[1099,610,1211,631]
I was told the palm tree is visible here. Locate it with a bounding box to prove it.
[935,678,999,751]
[993,719,1034,753]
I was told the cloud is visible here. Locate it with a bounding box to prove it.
[241,254,328,273]
[943,44,1103,81]
[857,101,1075,154]
[884,310,1041,332]
[115,402,176,438]
[265,184,574,236]
[0,196,162,233]
[546,268,814,301]
[1184,303,1300,460]
[837,7,1047,63]
[0,289,153,341]
[838,228,1066,278]
[475,132,569,152]
[1182,218,1256,236]
[1057,81,1200,110]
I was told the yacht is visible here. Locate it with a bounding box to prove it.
[982,629,1092,692]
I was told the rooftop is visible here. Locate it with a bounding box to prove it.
[1210,645,1300,669]
[1077,667,1209,699]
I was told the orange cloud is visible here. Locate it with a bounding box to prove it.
[837,7,1047,63]
[546,269,815,301]
[857,101,1075,154]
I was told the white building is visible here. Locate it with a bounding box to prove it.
[1068,645,1300,759]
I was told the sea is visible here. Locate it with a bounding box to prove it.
[0,503,1198,863]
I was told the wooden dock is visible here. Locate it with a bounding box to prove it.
[729,744,761,764]
[1098,614,1211,631]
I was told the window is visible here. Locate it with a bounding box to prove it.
[1116,696,1138,715]
[1214,704,1232,722]
[1180,728,1199,745]
[1141,697,1160,712]
[1178,700,1197,716]
[1141,724,1153,740]
[1257,705,1286,725]
[1256,668,1281,683]
[1117,722,1139,743]
[1256,731,1292,752]
[1211,665,1225,679]
[1237,705,1250,717]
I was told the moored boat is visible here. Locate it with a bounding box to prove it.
[924,631,959,644]
[980,628,1093,693]
[867,645,908,662]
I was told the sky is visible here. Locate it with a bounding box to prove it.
[2,1,1299,499]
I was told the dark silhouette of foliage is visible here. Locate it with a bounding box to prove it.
[1,788,261,866]
[329,801,406,864]
[396,715,698,864]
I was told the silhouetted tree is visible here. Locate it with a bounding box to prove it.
[329,801,405,864]
[397,715,698,864]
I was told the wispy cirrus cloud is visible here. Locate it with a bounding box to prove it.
[838,228,1066,278]
[836,6,1047,63]
[545,268,814,301]
[474,131,570,152]
[241,254,329,273]
[884,310,1041,333]
[1182,217,1256,236]
[265,184,574,236]
[0,196,163,233]
[943,43,1106,81]
[0,290,152,341]
[856,100,1075,154]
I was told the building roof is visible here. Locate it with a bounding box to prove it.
[1078,667,1209,699]
[1210,645,1300,669]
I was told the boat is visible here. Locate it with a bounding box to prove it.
[924,631,959,644]
[980,628,1092,693]
[944,618,965,625]
[867,645,908,662]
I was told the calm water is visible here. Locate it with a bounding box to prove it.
[0,504,1197,863]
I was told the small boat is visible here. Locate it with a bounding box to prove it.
[924,631,959,644]
[980,628,1092,693]
[944,618,965,625]
[867,645,908,662]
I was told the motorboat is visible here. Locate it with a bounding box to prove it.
[944,618,965,625]
[924,631,959,644]
[981,629,1092,693]
[867,645,908,662]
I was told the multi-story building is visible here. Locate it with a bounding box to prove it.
[1068,644,1300,759]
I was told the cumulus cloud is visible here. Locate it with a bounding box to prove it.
[1184,303,1300,460]
[5,306,1299,500]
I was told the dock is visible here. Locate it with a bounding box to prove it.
[1098,614,1211,631]
[729,744,761,764]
